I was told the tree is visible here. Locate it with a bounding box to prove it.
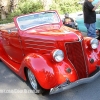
[0,0,9,19]
[10,0,19,12]
[0,0,19,19]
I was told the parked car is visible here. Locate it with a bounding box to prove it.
[0,10,100,95]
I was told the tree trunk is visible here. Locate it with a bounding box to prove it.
[0,0,19,19]
[10,0,19,12]
[0,0,10,19]
[1,6,7,19]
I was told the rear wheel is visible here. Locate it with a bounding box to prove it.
[27,69,43,94]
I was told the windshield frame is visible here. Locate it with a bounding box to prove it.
[16,11,60,30]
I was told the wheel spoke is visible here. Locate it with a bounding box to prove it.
[28,69,37,90]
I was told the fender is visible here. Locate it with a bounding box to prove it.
[84,37,100,74]
[19,53,78,89]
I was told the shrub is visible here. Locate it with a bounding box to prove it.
[0,0,82,24]
[0,0,43,24]
[50,0,82,14]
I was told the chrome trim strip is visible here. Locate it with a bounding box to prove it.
[72,32,81,41]
[80,39,88,76]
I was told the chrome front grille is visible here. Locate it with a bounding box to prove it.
[65,40,88,79]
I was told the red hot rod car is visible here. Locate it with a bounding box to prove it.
[0,10,100,94]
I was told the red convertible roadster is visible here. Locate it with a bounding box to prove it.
[0,10,100,94]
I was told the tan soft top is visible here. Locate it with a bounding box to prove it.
[0,22,16,31]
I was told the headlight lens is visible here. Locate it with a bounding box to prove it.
[90,38,99,49]
[53,49,64,62]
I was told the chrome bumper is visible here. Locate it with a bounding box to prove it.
[50,70,100,94]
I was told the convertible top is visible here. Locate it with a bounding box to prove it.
[0,22,16,31]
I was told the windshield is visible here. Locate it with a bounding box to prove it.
[17,11,60,30]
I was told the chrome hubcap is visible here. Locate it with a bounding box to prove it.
[28,69,37,90]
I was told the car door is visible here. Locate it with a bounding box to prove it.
[1,28,24,63]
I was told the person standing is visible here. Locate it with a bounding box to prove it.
[83,0,100,37]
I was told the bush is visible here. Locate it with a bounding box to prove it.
[17,0,43,14]
[50,0,82,14]
[0,0,43,24]
[0,0,82,24]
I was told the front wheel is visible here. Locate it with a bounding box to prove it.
[27,69,43,94]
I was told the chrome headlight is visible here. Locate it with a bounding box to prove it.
[90,38,99,49]
[53,49,64,62]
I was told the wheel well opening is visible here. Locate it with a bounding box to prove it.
[24,67,28,81]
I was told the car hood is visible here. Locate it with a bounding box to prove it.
[21,25,82,42]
